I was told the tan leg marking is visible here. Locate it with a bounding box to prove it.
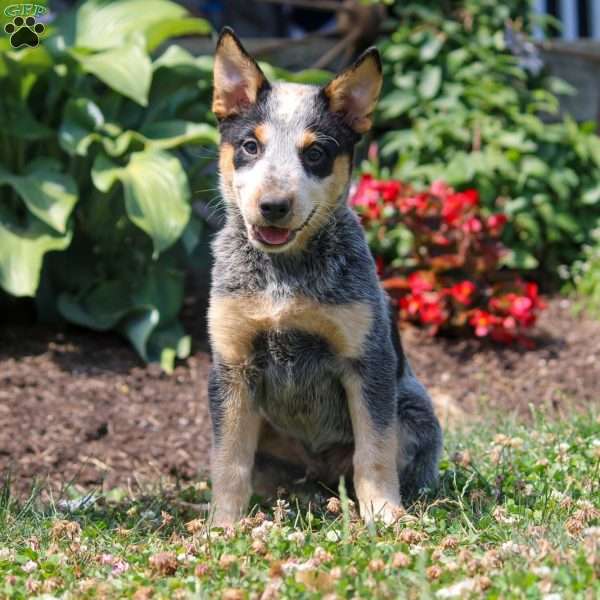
[208,294,372,365]
[343,371,401,525]
[211,376,261,527]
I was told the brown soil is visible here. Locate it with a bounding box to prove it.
[0,297,598,497]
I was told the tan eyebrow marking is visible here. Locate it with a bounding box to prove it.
[254,124,268,144]
[299,130,317,149]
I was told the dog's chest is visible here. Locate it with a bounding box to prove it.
[208,292,373,366]
[208,292,372,450]
[251,329,353,452]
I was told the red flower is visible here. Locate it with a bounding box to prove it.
[398,193,429,215]
[367,203,381,220]
[462,216,483,233]
[431,232,451,246]
[525,282,546,309]
[487,213,507,235]
[407,271,435,293]
[419,295,446,325]
[469,309,498,337]
[349,175,545,345]
[442,190,479,225]
[400,293,422,316]
[447,281,476,305]
[350,174,402,208]
[462,189,479,205]
[376,180,402,203]
[350,174,379,208]
[509,295,536,327]
[430,180,452,198]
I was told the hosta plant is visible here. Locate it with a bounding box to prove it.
[351,174,545,345]
[0,0,217,370]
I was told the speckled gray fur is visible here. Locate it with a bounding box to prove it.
[209,201,443,500]
[209,28,441,504]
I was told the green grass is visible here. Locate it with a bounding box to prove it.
[0,411,598,599]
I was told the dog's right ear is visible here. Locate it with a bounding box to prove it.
[213,27,269,120]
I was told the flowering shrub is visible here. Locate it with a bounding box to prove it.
[351,175,545,345]
[376,1,600,280]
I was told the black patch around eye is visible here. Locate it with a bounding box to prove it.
[299,92,361,179]
[300,144,335,178]
[218,84,271,170]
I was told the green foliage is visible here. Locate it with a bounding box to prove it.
[573,228,600,318]
[0,0,218,371]
[0,411,598,597]
[375,0,600,279]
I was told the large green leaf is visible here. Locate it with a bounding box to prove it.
[71,36,152,106]
[152,44,211,72]
[52,0,188,50]
[58,279,132,329]
[91,150,190,255]
[58,97,105,156]
[145,17,212,52]
[0,93,53,141]
[0,160,78,234]
[57,266,189,371]
[139,120,218,150]
[0,207,72,297]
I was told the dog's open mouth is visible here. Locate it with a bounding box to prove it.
[251,207,318,248]
[252,225,294,246]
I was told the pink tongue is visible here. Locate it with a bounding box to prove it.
[256,226,291,245]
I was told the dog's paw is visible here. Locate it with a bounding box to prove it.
[211,508,239,529]
[360,498,404,527]
[210,500,248,529]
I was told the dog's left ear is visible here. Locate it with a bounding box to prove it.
[323,48,382,134]
[213,27,269,120]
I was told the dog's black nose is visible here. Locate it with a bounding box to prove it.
[259,197,292,223]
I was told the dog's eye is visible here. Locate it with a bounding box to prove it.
[241,139,259,156]
[305,146,324,164]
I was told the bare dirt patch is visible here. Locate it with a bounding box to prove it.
[0,297,597,497]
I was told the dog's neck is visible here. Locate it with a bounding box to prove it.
[212,201,375,300]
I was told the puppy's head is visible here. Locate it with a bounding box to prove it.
[213,27,382,253]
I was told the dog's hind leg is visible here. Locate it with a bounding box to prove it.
[396,367,443,502]
[387,300,442,502]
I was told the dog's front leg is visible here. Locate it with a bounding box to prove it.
[208,366,261,528]
[343,370,402,525]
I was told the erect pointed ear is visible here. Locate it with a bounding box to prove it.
[323,47,383,134]
[212,27,269,120]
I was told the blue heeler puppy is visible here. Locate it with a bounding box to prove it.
[208,28,442,527]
